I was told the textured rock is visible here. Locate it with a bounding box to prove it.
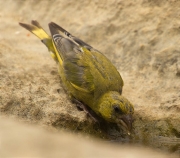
[0,0,180,155]
[0,116,178,158]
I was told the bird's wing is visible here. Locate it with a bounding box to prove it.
[49,22,95,93]
[50,22,98,52]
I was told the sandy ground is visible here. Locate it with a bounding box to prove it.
[0,0,180,156]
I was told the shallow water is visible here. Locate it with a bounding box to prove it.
[96,120,180,155]
[109,134,180,154]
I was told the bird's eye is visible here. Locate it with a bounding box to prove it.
[113,105,123,114]
[114,106,119,112]
[113,105,122,113]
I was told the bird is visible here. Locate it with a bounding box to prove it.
[19,20,134,135]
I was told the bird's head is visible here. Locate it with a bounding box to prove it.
[97,91,134,135]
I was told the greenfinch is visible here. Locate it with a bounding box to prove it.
[19,21,134,135]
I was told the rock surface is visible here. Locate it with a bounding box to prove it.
[0,0,180,156]
[0,116,178,158]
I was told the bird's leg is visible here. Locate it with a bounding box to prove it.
[71,97,99,123]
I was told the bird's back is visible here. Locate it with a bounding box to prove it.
[49,23,124,108]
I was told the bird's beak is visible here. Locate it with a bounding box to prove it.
[118,114,133,135]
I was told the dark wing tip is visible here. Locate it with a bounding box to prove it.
[50,22,72,37]
[48,22,60,36]
[50,22,92,49]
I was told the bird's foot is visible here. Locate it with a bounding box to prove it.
[71,98,99,123]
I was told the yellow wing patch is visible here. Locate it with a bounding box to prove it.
[70,82,90,93]
[52,41,63,66]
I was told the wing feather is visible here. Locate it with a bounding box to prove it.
[49,23,95,93]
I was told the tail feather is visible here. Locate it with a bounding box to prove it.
[19,21,58,62]
[19,22,49,40]
[19,22,37,35]
[31,20,42,28]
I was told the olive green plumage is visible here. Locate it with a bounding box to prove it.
[19,20,134,134]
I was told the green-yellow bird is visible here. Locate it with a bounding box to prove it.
[19,21,134,135]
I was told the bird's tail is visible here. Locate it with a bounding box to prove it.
[19,20,57,61]
[19,20,50,40]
